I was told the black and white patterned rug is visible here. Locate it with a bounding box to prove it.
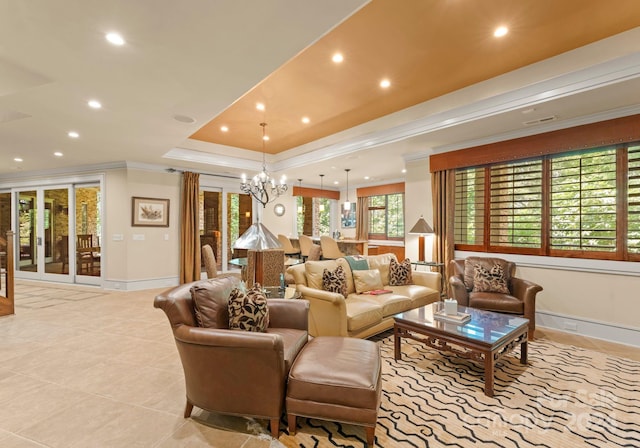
[273,331,640,447]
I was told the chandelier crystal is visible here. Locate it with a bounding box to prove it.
[240,122,288,208]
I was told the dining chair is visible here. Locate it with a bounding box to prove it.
[278,234,301,258]
[202,244,241,280]
[320,236,345,260]
[76,234,94,275]
[298,234,314,261]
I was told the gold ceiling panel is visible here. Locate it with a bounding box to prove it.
[190,0,640,154]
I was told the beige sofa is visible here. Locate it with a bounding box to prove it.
[287,253,441,338]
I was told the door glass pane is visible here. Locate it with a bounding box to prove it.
[18,191,37,272]
[199,191,222,273]
[44,188,69,275]
[0,192,10,271]
[227,193,252,262]
[75,186,101,276]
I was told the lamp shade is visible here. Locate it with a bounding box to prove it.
[409,216,433,235]
[232,222,282,250]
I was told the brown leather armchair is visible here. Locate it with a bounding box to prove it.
[449,257,542,339]
[153,276,309,438]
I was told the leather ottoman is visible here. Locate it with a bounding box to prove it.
[286,336,382,447]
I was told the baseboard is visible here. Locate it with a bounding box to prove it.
[536,310,640,348]
[102,277,179,291]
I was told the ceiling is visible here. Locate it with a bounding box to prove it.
[2,0,640,190]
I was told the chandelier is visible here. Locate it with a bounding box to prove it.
[240,122,288,208]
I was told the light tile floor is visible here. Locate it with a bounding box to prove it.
[0,280,278,448]
[1,280,639,447]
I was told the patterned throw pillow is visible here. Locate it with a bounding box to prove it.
[228,283,269,332]
[322,265,348,298]
[472,263,510,294]
[389,258,413,286]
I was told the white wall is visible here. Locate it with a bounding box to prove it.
[103,168,181,290]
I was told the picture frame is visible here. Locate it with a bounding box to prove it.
[341,202,356,228]
[132,197,170,227]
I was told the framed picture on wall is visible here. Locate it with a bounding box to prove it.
[341,202,356,228]
[132,197,170,227]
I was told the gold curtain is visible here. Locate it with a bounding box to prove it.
[431,169,455,296]
[355,196,368,241]
[180,171,200,284]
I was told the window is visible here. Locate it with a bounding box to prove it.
[490,160,542,249]
[368,193,404,240]
[296,196,331,236]
[454,143,640,261]
[550,149,617,254]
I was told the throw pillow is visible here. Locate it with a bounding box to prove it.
[464,257,511,290]
[472,263,510,294]
[228,283,269,332]
[389,258,413,286]
[353,269,384,293]
[322,265,348,298]
[190,278,238,328]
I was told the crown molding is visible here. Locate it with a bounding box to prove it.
[0,161,126,186]
[433,103,640,154]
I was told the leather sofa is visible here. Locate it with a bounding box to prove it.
[287,253,441,338]
[153,275,309,438]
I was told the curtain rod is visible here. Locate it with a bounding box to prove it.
[166,168,240,180]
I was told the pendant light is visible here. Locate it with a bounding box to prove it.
[319,174,325,212]
[343,169,351,211]
[297,179,304,214]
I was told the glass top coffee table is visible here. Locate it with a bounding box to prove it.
[393,302,529,397]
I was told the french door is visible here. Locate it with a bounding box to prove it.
[13,184,101,285]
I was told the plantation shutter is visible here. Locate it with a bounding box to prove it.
[454,167,485,246]
[628,145,640,254]
[550,148,617,252]
[489,160,542,248]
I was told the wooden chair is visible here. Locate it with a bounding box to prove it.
[76,234,94,275]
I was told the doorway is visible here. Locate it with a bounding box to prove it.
[13,184,102,285]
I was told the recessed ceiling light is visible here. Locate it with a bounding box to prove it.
[380,79,391,89]
[494,26,508,38]
[88,100,102,109]
[54,152,63,157]
[263,135,269,141]
[105,32,125,46]
[332,53,344,63]
[14,157,23,162]
[301,116,310,124]
[333,181,339,185]
[68,131,79,138]
[256,102,265,111]
[173,114,196,123]
[402,169,407,173]
[364,176,370,180]
[220,125,229,132]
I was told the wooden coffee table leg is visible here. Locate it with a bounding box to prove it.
[520,339,528,365]
[484,351,494,397]
[394,325,402,360]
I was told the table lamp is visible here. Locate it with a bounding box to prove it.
[408,215,433,262]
